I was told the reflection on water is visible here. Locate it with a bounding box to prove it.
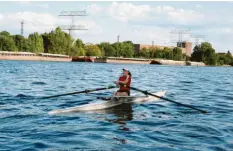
[103,103,133,131]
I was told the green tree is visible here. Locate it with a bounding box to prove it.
[225,51,233,64]
[149,47,156,58]
[112,42,134,57]
[112,42,123,57]
[70,47,86,56]
[217,51,233,65]
[75,39,85,48]
[139,47,150,58]
[208,53,218,66]
[70,39,86,56]
[0,32,17,51]
[85,44,101,56]
[163,47,173,59]
[47,27,73,55]
[173,47,183,60]
[122,42,134,57]
[99,42,116,57]
[191,45,202,62]
[28,32,44,53]
[154,48,164,58]
[41,32,50,53]
[191,42,217,65]
[12,35,29,52]
[0,31,11,37]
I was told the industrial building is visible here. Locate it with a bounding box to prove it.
[134,41,192,57]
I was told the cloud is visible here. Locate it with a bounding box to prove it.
[206,27,233,35]
[0,11,101,38]
[115,25,171,45]
[0,12,61,35]
[18,1,49,9]
[167,9,204,24]
[150,5,205,25]
[107,2,151,22]
[35,4,49,9]
[103,2,204,27]
[195,4,203,9]
[87,4,103,15]
[74,20,103,36]
[0,13,4,22]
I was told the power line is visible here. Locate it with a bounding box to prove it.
[58,10,88,37]
[170,29,190,47]
[190,34,205,46]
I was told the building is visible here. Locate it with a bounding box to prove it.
[134,41,192,57]
[177,41,192,56]
[134,44,174,56]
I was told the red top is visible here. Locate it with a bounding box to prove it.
[118,75,131,91]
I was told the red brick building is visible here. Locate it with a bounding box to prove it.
[177,41,192,56]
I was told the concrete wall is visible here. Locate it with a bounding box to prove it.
[0,55,72,62]
[95,57,150,64]
[187,61,205,66]
[151,59,205,66]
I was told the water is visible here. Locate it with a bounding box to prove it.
[0,60,233,151]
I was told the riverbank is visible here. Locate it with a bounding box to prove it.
[0,52,209,66]
[0,51,72,62]
[94,57,205,66]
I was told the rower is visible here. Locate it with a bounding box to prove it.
[113,68,132,96]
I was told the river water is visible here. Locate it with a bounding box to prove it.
[0,60,233,151]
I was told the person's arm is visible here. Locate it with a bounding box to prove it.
[118,75,129,85]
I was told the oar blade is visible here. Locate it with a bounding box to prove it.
[130,87,208,114]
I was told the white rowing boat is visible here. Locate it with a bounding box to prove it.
[48,91,166,115]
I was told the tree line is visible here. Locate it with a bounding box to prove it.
[0,27,232,66]
[190,42,233,66]
[0,27,135,58]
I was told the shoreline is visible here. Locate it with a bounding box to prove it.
[94,57,206,66]
[1,53,231,67]
[0,51,72,62]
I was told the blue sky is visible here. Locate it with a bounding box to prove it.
[0,1,233,53]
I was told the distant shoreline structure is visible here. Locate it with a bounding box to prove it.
[0,51,206,66]
[0,51,72,62]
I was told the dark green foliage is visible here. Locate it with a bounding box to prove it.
[112,41,134,57]
[173,47,183,61]
[12,35,30,52]
[70,39,86,57]
[191,42,222,65]
[85,44,101,56]
[46,27,73,55]
[28,32,44,53]
[99,42,116,57]
[139,47,150,58]
[0,32,17,51]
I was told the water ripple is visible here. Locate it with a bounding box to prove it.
[0,61,233,150]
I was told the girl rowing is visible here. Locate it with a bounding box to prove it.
[113,68,132,96]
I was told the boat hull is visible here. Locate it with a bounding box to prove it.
[48,91,166,115]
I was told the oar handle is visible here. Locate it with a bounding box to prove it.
[40,85,116,99]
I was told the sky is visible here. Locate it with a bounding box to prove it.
[0,1,232,53]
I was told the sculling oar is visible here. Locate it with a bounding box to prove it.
[40,86,116,99]
[130,87,208,114]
